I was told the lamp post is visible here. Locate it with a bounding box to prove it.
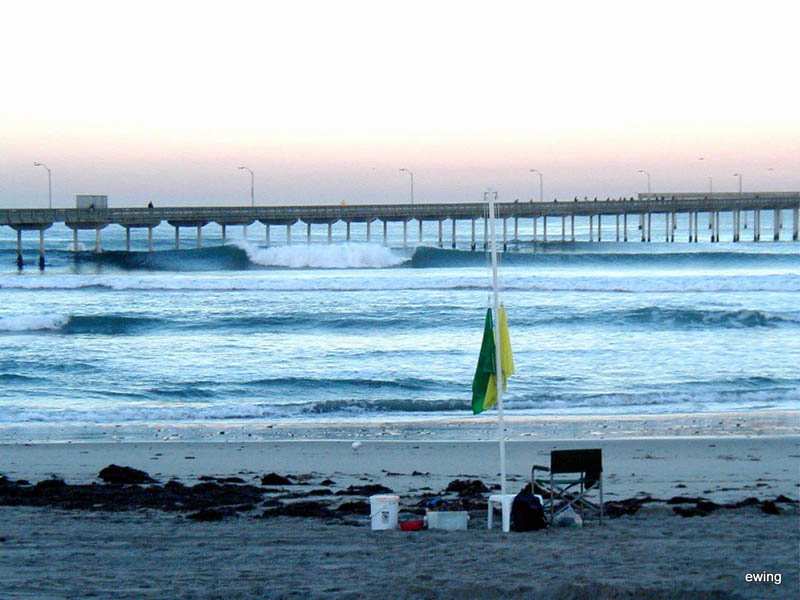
[33,162,52,208]
[698,157,712,193]
[529,169,544,202]
[238,166,255,207]
[399,168,414,205]
[637,169,651,193]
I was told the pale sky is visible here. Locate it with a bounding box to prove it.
[1,0,798,207]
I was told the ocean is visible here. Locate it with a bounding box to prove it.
[1,214,799,442]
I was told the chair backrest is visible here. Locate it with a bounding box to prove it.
[550,449,602,474]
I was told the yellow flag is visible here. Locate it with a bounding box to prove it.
[482,306,514,410]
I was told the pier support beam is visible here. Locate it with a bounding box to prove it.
[366,220,372,243]
[470,218,476,250]
[125,227,131,251]
[16,230,22,269]
[589,215,594,242]
[774,209,781,241]
[384,220,388,246]
[265,224,269,245]
[328,222,333,244]
[794,207,799,241]
[222,224,227,243]
[306,222,312,244]
[147,227,153,252]
[242,225,248,240]
[623,213,628,242]
[502,218,508,249]
[174,227,180,250]
[665,213,669,242]
[95,228,103,253]
[694,212,699,243]
[542,216,547,243]
[561,215,566,241]
[451,219,457,248]
[598,215,602,242]
[533,216,537,242]
[419,219,423,244]
[403,220,408,248]
[484,217,488,250]
[513,217,519,242]
[647,213,652,242]
[73,229,79,252]
[287,224,292,245]
[346,221,351,241]
[754,210,761,242]
[671,212,676,242]
[38,230,45,270]
[616,214,620,242]
[437,219,443,248]
[733,211,740,242]
[197,225,203,248]
[570,214,575,241]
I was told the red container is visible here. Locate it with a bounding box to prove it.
[399,519,425,531]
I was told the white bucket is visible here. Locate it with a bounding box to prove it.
[425,511,469,531]
[369,494,399,530]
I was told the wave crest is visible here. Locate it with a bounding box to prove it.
[236,241,407,269]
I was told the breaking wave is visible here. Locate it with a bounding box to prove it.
[235,241,407,269]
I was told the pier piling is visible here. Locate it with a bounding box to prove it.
[38,230,45,270]
[470,218,475,250]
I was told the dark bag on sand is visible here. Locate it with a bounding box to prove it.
[511,486,547,532]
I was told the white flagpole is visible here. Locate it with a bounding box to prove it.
[487,190,507,497]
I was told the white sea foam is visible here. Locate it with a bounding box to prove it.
[235,241,407,269]
[0,314,69,332]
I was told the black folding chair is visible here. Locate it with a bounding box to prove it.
[531,448,603,525]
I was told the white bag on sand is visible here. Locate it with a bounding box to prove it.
[554,505,583,528]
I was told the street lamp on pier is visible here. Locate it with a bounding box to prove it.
[399,168,414,205]
[529,169,544,202]
[637,169,651,193]
[238,166,255,207]
[33,162,52,208]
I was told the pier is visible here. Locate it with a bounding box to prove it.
[2,192,799,268]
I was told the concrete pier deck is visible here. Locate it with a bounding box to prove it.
[3,192,799,265]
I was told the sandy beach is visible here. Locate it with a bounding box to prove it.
[2,421,798,599]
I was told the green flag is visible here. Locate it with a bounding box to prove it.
[471,308,496,414]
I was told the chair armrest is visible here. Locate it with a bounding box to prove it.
[531,464,550,472]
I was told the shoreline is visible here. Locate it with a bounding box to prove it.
[1,409,797,445]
